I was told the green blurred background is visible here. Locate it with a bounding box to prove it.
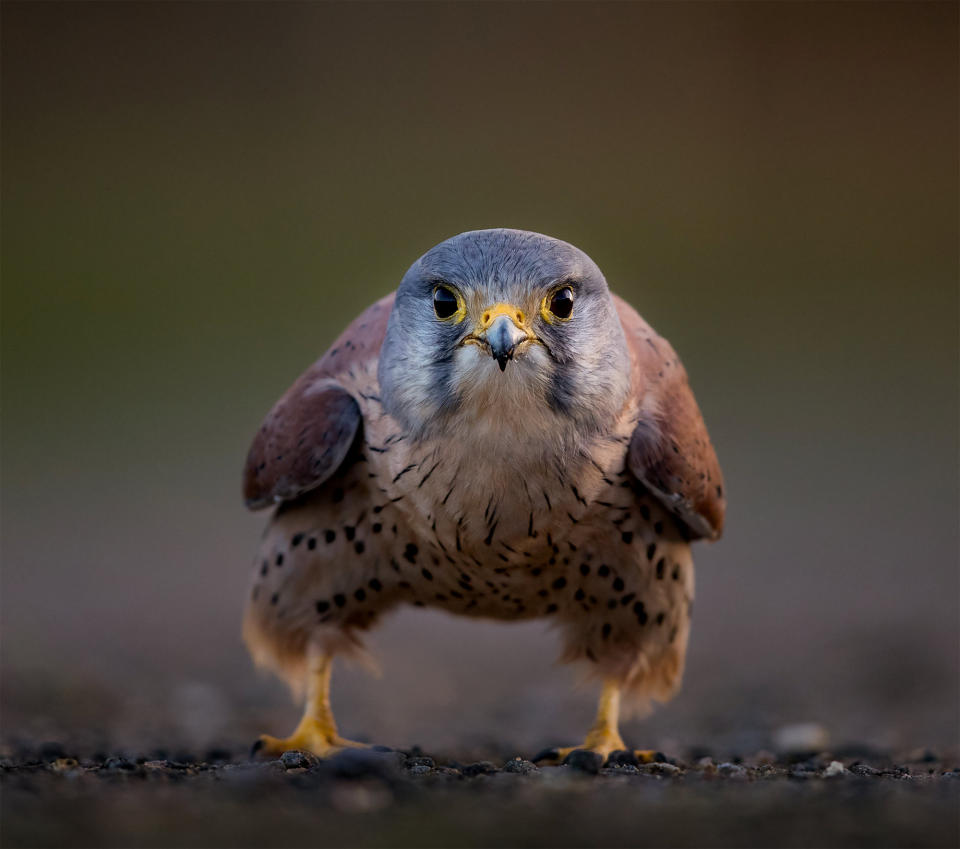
[2,1,957,756]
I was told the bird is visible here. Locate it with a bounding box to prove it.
[242,228,725,764]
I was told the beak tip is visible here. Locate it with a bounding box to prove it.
[496,355,509,371]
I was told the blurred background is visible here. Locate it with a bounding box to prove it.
[2,1,957,759]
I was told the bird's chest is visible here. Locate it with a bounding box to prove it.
[366,422,631,569]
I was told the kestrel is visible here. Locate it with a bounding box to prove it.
[243,229,725,763]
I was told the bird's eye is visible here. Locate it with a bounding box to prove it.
[433,286,459,320]
[548,287,574,319]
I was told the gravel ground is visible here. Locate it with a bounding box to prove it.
[2,742,957,848]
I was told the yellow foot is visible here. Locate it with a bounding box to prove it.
[251,720,369,760]
[532,744,664,767]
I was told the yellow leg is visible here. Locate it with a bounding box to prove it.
[533,680,659,765]
[252,652,368,759]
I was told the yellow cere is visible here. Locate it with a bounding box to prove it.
[480,302,528,330]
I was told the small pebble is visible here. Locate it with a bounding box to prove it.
[824,760,846,778]
[849,763,882,777]
[603,763,639,775]
[502,758,539,775]
[407,764,432,776]
[639,762,682,776]
[280,750,315,770]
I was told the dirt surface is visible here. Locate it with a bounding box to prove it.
[3,742,957,849]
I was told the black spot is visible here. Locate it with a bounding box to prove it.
[372,523,382,534]
[602,623,612,639]
[270,592,279,606]
[435,593,448,601]
[598,565,610,577]
[546,603,558,614]
[458,580,472,591]
[613,577,625,592]
[334,594,347,608]
[538,589,549,598]
[620,593,635,606]
[291,533,304,547]
[344,526,356,542]
[669,626,678,643]
[275,553,284,566]
[580,564,590,576]
[260,560,268,576]
[324,530,336,544]
[672,565,680,580]
[531,567,542,576]
[654,521,664,535]
[639,504,651,521]
[575,588,585,601]
[354,541,365,554]
[646,543,656,560]
[421,567,433,581]
[656,559,665,579]
[307,538,317,550]
[607,599,617,609]
[552,577,567,590]
[633,601,648,625]
[369,578,383,592]
[404,543,419,564]
[621,531,634,544]
[316,600,330,613]
[656,612,665,625]
[354,588,366,602]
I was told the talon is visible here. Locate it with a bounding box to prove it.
[250,738,265,758]
[532,747,561,764]
[634,749,664,764]
[607,749,639,767]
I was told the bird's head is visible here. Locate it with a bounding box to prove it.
[379,229,631,445]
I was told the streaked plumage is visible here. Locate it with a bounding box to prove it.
[242,229,724,759]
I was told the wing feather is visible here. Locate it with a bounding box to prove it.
[615,295,726,540]
[243,293,395,510]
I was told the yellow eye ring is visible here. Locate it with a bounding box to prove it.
[433,284,466,323]
[541,285,575,323]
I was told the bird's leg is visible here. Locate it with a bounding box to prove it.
[252,651,368,759]
[533,680,659,765]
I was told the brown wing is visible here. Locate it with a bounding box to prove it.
[615,294,726,540]
[243,293,395,510]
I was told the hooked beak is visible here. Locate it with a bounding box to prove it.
[477,304,530,371]
[486,315,527,371]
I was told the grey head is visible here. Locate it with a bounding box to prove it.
[379,229,631,445]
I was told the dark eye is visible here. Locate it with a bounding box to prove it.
[433,286,458,319]
[548,287,574,319]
